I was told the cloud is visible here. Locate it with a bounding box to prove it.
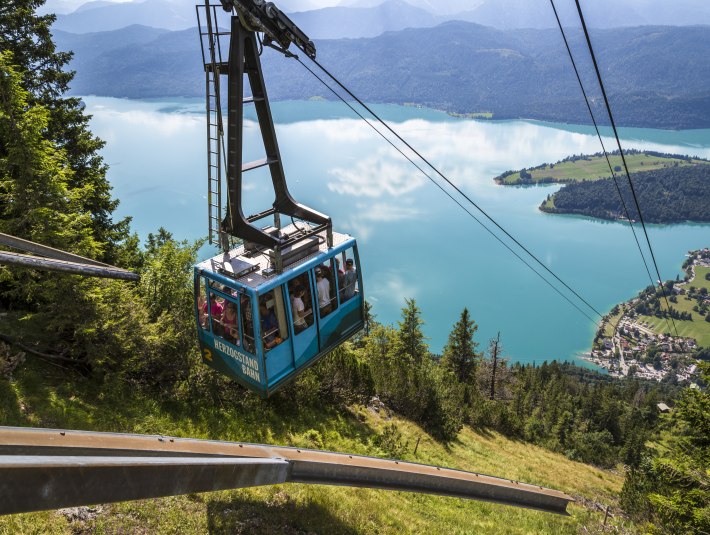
[91,107,202,136]
[340,201,421,242]
[328,153,427,197]
[369,270,416,308]
[358,202,420,222]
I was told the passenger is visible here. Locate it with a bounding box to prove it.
[259,300,279,350]
[343,258,357,300]
[197,293,208,328]
[291,285,308,332]
[204,293,224,335]
[222,301,240,345]
[316,269,331,315]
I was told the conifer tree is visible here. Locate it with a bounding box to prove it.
[441,307,479,383]
[396,298,428,364]
[0,51,97,256]
[0,0,130,262]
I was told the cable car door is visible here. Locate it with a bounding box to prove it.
[314,258,342,352]
[287,272,319,367]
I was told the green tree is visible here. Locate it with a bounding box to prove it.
[0,51,104,310]
[621,362,710,533]
[0,0,131,263]
[441,307,480,383]
[395,298,428,365]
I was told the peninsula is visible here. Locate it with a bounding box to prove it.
[494,150,710,224]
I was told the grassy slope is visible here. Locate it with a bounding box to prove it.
[497,153,708,185]
[0,357,633,534]
[600,305,626,340]
[638,266,710,346]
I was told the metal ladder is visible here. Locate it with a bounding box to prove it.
[196,2,228,248]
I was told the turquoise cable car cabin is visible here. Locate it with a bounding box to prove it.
[194,224,364,397]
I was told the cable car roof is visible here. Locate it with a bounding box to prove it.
[196,224,356,292]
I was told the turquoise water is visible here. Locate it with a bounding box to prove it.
[84,96,710,365]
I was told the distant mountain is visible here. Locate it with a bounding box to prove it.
[50,0,710,37]
[290,0,437,39]
[55,21,710,128]
[73,0,122,13]
[54,25,171,78]
[339,0,484,15]
[342,0,710,28]
[53,0,439,37]
[54,0,195,32]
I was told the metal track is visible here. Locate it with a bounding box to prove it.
[0,251,140,281]
[0,427,572,516]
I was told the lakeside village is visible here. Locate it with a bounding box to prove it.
[585,249,710,383]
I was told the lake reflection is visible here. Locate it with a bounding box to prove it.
[85,97,710,366]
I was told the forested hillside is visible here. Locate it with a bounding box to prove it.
[53,22,710,129]
[541,164,710,223]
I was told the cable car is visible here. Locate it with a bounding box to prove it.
[195,225,364,397]
[193,0,364,396]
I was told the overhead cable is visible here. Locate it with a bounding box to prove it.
[572,0,679,336]
[548,0,674,336]
[300,55,605,320]
[296,57,600,325]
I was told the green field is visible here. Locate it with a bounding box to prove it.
[600,305,626,340]
[496,153,709,185]
[449,111,494,119]
[0,357,629,534]
[638,266,710,347]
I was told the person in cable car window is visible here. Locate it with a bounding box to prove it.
[197,293,207,328]
[222,301,240,345]
[260,300,279,349]
[343,258,357,301]
[204,293,223,334]
[316,269,331,315]
[291,285,308,332]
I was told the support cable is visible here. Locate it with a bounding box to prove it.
[549,0,674,336]
[572,0,679,336]
[299,56,605,320]
[296,58,600,325]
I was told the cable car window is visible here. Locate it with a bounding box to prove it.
[239,293,255,354]
[315,259,339,317]
[288,273,314,333]
[220,299,240,346]
[205,289,224,335]
[339,247,359,303]
[196,276,209,330]
[259,287,289,351]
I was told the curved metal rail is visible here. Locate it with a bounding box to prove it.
[0,233,139,281]
[0,426,573,516]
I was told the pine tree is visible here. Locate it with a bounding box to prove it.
[0,1,130,263]
[396,298,428,364]
[441,307,480,383]
[0,51,97,255]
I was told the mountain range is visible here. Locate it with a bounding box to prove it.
[53,21,710,129]
[50,0,710,35]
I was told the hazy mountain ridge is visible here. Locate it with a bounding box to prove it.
[289,0,437,39]
[55,21,710,128]
[50,0,710,35]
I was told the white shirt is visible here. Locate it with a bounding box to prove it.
[317,277,330,309]
[292,295,306,327]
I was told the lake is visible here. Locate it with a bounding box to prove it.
[83,96,710,365]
